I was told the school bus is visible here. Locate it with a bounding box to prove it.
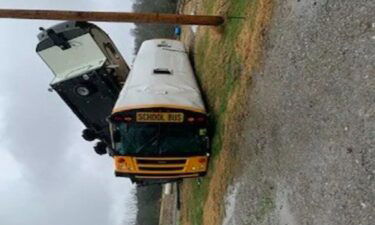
[108,39,210,183]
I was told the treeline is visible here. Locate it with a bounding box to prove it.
[131,0,179,53]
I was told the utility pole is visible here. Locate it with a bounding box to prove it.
[0,9,224,26]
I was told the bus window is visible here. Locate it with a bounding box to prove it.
[115,123,207,156]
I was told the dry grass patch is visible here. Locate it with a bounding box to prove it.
[178,0,274,225]
[236,0,273,71]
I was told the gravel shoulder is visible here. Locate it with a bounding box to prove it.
[223,0,375,225]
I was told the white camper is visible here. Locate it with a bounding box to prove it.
[36,21,130,155]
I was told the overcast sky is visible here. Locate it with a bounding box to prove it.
[0,1,137,225]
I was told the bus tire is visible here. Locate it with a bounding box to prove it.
[82,128,97,141]
[94,141,107,155]
[199,172,207,177]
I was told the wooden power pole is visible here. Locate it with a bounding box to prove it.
[0,9,224,26]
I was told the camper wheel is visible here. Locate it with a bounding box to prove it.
[94,142,107,155]
[82,128,97,141]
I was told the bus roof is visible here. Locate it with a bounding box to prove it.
[112,39,206,114]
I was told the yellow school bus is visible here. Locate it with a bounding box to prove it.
[109,39,210,184]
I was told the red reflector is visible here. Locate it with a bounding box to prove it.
[124,117,132,121]
[187,117,195,122]
[197,117,205,122]
[114,116,122,121]
[117,158,125,163]
[198,158,207,163]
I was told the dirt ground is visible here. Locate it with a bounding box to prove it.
[222,0,375,225]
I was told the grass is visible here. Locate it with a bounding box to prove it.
[179,0,274,224]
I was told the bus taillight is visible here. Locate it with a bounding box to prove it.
[114,116,122,122]
[198,158,207,163]
[197,117,205,122]
[117,158,125,163]
[124,117,132,122]
[187,116,206,123]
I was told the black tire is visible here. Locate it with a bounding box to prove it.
[199,172,207,177]
[94,141,107,155]
[82,128,97,141]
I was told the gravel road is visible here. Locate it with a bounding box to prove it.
[223,0,374,225]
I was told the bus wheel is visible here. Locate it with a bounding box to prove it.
[199,172,207,177]
[82,128,97,141]
[94,142,107,155]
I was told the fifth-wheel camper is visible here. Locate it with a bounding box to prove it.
[36,21,129,155]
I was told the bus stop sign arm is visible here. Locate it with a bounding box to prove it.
[0,9,225,26]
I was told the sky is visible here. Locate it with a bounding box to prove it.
[0,1,137,225]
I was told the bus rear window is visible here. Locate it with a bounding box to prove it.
[116,123,207,156]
